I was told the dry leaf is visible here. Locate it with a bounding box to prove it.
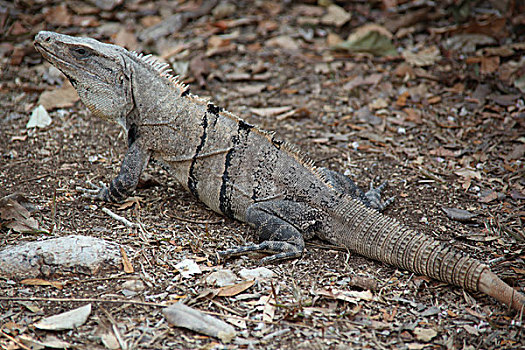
[396,91,410,107]
[0,193,40,233]
[37,82,79,110]
[120,246,134,273]
[478,191,500,203]
[335,24,396,56]
[454,168,482,179]
[259,295,276,322]
[175,259,201,278]
[511,267,525,274]
[320,4,351,27]
[163,303,236,343]
[481,56,500,74]
[217,280,255,297]
[427,96,441,104]
[368,98,388,110]
[27,105,51,129]
[326,32,343,46]
[117,197,141,210]
[19,335,72,350]
[113,28,138,51]
[402,46,441,67]
[316,288,375,303]
[442,207,477,222]
[343,73,383,90]
[43,4,72,26]
[403,108,422,124]
[414,327,437,342]
[34,304,92,331]
[21,278,64,289]
[429,146,458,157]
[251,106,293,118]
[265,35,299,50]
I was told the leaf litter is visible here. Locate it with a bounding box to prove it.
[1,0,524,349]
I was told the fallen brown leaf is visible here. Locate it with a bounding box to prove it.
[217,280,254,297]
[120,246,134,273]
[21,278,64,289]
[37,82,79,110]
[511,267,525,274]
[396,91,410,107]
[429,146,458,157]
[43,4,72,26]
[251,106,292,118]
[478,191,499,203]
[0,193,40,233]
[113,28,138,51]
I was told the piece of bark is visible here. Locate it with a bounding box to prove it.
[34,304,92,330]
[442,207,478,222]
[0,235,123,279]
[162,303,236,343]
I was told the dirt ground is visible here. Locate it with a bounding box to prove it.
[1,0,525,349]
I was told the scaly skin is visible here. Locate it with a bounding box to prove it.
[34,31,525,312]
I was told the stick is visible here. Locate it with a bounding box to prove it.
[0,330,32,350]
[102,207,140,228]
[0,296,313,328]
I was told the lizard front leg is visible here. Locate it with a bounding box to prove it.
[218,201,323,264]
[80,140,151,202]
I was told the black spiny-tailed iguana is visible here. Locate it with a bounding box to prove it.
[34,31,525,311]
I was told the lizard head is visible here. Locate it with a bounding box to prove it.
[34,31,134,125]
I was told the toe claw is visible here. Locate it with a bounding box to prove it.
[365,179,394,211]
[76,181,108,201]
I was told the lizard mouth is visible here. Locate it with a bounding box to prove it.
[34,41,99,82]
[35,41,75,70]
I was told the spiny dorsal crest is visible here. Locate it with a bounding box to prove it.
[130,51,188,96]
[130,50,330,187]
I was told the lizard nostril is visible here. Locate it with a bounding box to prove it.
[37,32,51,43]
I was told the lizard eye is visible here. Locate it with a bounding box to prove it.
[71,47,89,58]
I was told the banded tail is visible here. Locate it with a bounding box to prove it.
[334,198,525,311]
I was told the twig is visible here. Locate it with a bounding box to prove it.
[170,214,223,225]
[417,166,446,184]
[0,329,32,350]
[18,174,49,184]
[0,296,313,328]
[71,274,132,283]
[102,207,140,228]
[0,296,163,307]
[305,241,346,252]
[209,298,243,316]
[100,306,128,350]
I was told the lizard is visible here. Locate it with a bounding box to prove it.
[34,31,525,312]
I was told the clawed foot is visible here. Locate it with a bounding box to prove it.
[365,179,395,211]
[76,180,108,201]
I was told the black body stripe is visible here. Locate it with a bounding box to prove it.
[238,119,253,131]
[218,120,252,217]
[219,143,235,218]
[127,123,138,147]
[208,103,223,128]
[187,113,208,198]
[207,103,223,115]
[109,179,126,201]
[181,88,190,97]
[271,135,282,148]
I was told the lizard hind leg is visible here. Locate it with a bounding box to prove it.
[218,201,320,264]
[320,168,394,211]
[365,179,395,211]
